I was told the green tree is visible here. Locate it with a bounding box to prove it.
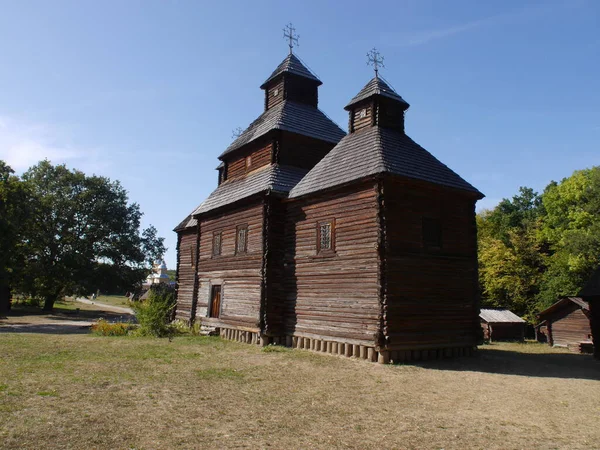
[17,161,166,311]
[0,161,31,314]
[537,167,600,308]
[477,187,545,321]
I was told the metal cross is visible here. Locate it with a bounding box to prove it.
[283,23,299,54]
[367,48,385,78]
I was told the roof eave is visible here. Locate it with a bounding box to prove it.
[260,72,322,90]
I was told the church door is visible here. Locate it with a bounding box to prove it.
[209,285,221,318]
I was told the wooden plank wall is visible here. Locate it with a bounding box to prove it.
[175,229,198,322]
[383,177,480,350]
[482,322,525,341]
[263,196,287,336]
[350,102,373,133]
[277,133,337,171]
[283,183,381,344]
[550,305,592,348]
[284,76,318,107]
[226,142,273,180]
[195,202,264,328]
[266,78,285,110]
[376,100,405,133]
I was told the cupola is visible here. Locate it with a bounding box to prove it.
[345,48,410,134]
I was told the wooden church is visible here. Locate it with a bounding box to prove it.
[174,36,484,363]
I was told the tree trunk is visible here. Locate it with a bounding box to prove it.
[43,294,59,312]
[0,283,11,315]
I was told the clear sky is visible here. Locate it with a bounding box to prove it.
[0,0,598,268]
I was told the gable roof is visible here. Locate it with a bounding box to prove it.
[260,53,321,89]
[345,77,410,110]
[220,101,345,157]
[192,164,308,215]
[289,126,483,199]
[579,267,600,297]
[538,297,589,320]
[480,309,525,323]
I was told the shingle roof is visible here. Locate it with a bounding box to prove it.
[289,126,483,198]
[260,53,321,89]
[480,309,526,323]
[192,164,308,215]
[173,213,198,232]
[345,77,410,110]
[220,101,345,157]
[538,297,589,320]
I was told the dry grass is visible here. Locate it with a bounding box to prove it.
[0,335,598,450]
[93,295,131,308]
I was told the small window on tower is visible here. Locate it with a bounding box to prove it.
[236,225,248,254]
[422,217,442,249]
[273,88,279,97]
[212,232,222,257]
[245,155,252,169]
[358,108,367,119]
[317,220,335,254]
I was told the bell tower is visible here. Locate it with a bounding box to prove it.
[260,24,322,110]
[344,48,410,134]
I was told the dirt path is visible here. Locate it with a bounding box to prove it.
[75,297,134,314]
[0,299,134,334]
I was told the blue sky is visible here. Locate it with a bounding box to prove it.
[0,0,598,268]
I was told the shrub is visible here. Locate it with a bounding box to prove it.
[133,284,177,337]
[91,319,135,336]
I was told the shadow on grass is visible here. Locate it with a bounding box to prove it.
[409,346,600,381]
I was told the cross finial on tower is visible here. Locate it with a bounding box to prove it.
[283,23,299,54]
[367,48,385,78]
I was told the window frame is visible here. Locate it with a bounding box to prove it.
[422,217,442,249]
[316,219,336,255]
[212,231,223,257]
[235,224,249,255]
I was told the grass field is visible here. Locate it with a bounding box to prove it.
[1,332,599,450]
[91,295,131,308]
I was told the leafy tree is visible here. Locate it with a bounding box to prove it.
[537,167,600,308]
[478,215,544,321]
[17,161,166,311]
[0,161,31,314]
[133,283,177,337]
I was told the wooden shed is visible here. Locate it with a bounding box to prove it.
[479,309,525,342]
[536,297,593,353]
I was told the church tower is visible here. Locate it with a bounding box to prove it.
[174,26,344,331]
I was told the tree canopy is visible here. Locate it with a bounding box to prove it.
[478,167,600,322]
[1,160,165,311]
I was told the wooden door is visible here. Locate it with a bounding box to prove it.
[210,285,221,318]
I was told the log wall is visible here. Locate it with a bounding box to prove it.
[383,177,480,349]
[481,321,525,341]
[175,228,198,322]
[195,201,264,327]
[266,78,285,110]
[282,183,381,344]
[349,101,373,133]
[277,133,337,170]
[284,76,318,107]
[226,142,273,180]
